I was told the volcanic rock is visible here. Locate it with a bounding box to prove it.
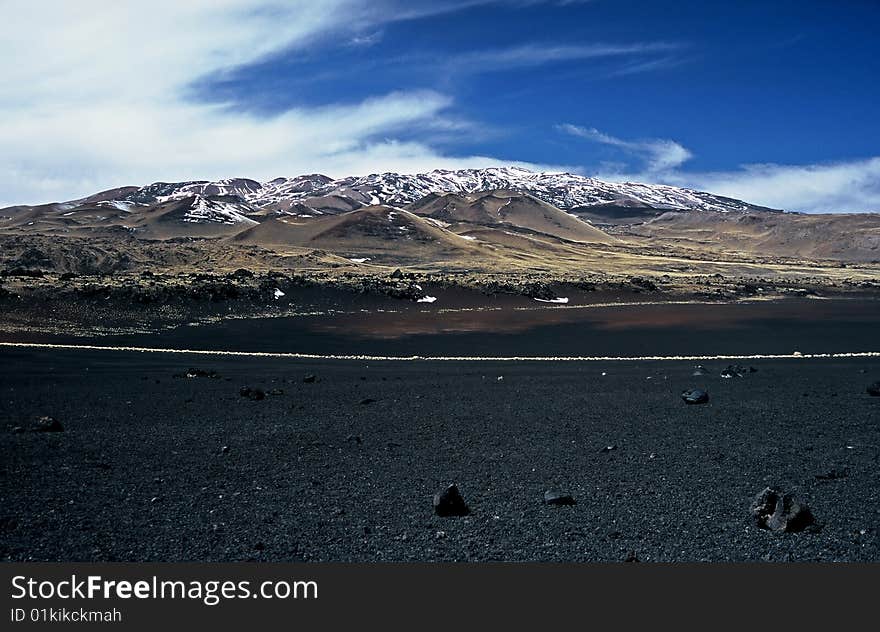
[681,389,709,405]
[751,487,814,533]
[543,490,576,506]
[433,483,469,517]
[720,364,758,378]
[33,416,64,432]
[185,368,220,379]
[239,387,265,401]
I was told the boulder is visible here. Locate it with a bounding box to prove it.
[681,389,709,405]
[239,387,265,401]
[33,416,64,432]
[433,484,469,517]
[721,364,757,378]
[543,490,576,506]
[751,487,814,533]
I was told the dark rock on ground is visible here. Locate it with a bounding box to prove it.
[543,490,576,506]
[359,398,376,405]
[629,276,658,292]
[303,374,317,383]
[692,365,710,376]
[624,551,640,563]
[721,364,756,378]
[681,389,709,405]
[867,382,880,396]
[184,368,220,379]
[815,468,848,481]
[751,487,814,533]
[433,483,469,517]
[33,416,64,432]
[239,387,265,401]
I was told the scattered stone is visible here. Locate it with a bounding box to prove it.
[390,268,403,279]
[268,388,284,396]
[601,445,618,453]
[629,276,657,291]
[184,368,220,379]
[359,398,376,405]
[543,490,576,506]
[220,446,230,455]
[303,374,317,383]
[720,364,756,378]
[681,389,709,405]
[239,387,265,401]
[11,426,25,434]
[751,487,814,533]
[624,551,640,563]
[33,416,64,432]
[346,434,363,445]
[815,468,848,481]
[867,382,880,397]
[433,483,469,517]
[692,365,710,376]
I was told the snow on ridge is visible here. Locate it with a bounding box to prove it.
[113,167,773,218]
[181,195,257,225]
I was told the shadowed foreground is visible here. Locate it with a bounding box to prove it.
[1,348,878,562]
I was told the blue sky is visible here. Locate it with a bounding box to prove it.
[1,0,879,211]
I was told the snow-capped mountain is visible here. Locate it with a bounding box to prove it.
[102,167,778,218]
[0,168,781,241]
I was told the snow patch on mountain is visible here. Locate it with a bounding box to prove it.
[99,167,780,225]
[181,195,258,225]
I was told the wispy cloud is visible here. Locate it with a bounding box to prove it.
[444,42,682,74]
[560,124,880,212]
[559,124,692,173]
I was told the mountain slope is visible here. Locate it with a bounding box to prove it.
[232,205,483,263]
[408,190,617,244]
[628,210,880,263]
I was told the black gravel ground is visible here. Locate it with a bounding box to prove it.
[1,347,878,562]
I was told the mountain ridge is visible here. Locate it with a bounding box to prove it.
[1,167,783,222]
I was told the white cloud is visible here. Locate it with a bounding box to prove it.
[0,0,569,206]
[671,159,880,213]
[447,42,680,73]
[559,124,692,173]
[562,124,880,212]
